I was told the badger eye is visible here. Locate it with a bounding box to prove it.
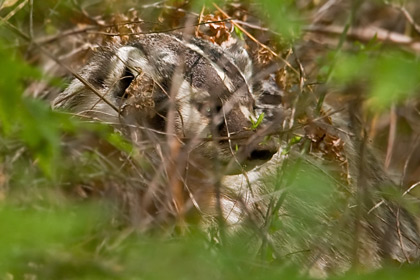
[195,99,223,118]
[205,104,223,118]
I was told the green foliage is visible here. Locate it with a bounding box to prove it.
[2,0,420,279]
[0,41,92,177]
[234,25,244,40]
[0,39,133,177]
[0,43,58,176]
[254,0,302,41]
[281,135,302,155]
[0,42,35,134]
[190,0,223,12]
[331,265,420,280]
[331,48,420,111]
[249,112,265,130]
[0,200,308,279]
[3,197,420,279]
[0,202,113,279]
[263,160,340,250]
[106,132,133,154]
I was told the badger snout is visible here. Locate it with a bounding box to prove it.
[219,126,279,175]
[248,145,277,162]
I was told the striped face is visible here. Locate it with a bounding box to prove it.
[54,33,278,173]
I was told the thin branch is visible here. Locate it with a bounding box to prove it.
[3,0,28,22]
[369,180,420,215]
[402,181,420,197]
[385,104,397,170]
[305,25,420,53]
[84,19,235,37]
[396,207,411,263]
[28,0,33,39]
[400,134,420,187]
[387,2,420,36]
[213,3,300,76]
[0,16,120,113]
[312,0,341,23]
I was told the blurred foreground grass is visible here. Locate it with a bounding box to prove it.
[2,0,420,279]
[1,201,420,279]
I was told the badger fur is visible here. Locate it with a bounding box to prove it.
[53,33,281,228]
[54,32,420,277]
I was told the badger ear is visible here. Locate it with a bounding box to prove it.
[110,47,168,128]
[107,46,149,102]
[113,66,135,100]
[224,41,253,81]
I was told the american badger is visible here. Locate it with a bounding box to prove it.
[53,32,420,275]
[53,33,280,224]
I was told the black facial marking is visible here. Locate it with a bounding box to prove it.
[86,51,114,89]
[115,67,135,99]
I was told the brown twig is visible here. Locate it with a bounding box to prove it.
[195,5,205,37]
[84,19,235,37]
[3,0,28,21]
[305,24,420,53]
[213,3,300,76]
[402,181,420,197]
[385,104,396,170]
[396,207,412,263]
[387,2,420,36]
[400,134,420,187]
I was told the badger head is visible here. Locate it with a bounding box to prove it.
[54,33,279,175]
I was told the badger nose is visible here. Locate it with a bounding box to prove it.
[225,138,279,174]
[249,148,277,161]
[248,144,278,162]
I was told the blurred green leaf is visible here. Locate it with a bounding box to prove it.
[106,132,133,154]
[250,112,265,130]
[0,203,110,278]
[0,41,83,177]
[234,25,244,40]
[331,50,420,111]
[255,0,302,41]
[0,42,36,133]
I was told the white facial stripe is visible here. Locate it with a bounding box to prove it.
[115,46,156,78]
[225,45,253,87]
[176,79,195,101]
[170,36,237,93]
[212,64,235,92]
[179,98,209,137]
[175,79,212,106]
[239,105,253,120]
[159,51,178,65]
